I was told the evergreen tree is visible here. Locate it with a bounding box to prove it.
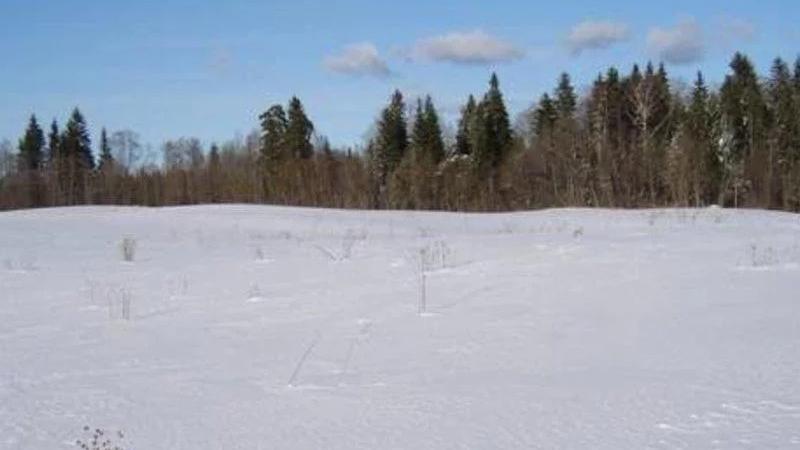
[532,93,558,139]
[767,58,800,206]
[63,108,94,170]
[259,104,288,166]
[285,96,315,159]
[768,58,798,156]
[455,95,476,156]
[47,120,60,164]
[208,143,222,203]
[473,73,512,175]
[720,52,770,204]
[17,115,45,172]
[98,127,114,171]
[554,72,577,119]
[653,63,674,144]
[794,56,800,93]
[685,72,723,203]
[721,53,768,164]
[373,90,408,185]
[57,108,93,204]
[209,143,221,166]
[411,95,445,165]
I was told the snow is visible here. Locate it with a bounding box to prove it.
[1,205,799,449]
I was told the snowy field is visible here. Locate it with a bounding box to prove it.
[1,205,799,449]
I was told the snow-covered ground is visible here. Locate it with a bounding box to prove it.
[1,205,799,449]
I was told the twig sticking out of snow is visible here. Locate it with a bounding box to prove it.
[287,331,321,387]
[312,244,339,261]
[312,229,367,262]
[338,320,373,386]
[106,287,132,321]
[418,247,427,315]
[120,237,137,262]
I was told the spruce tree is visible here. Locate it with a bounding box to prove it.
[47,120,60,165]
[98,127,114,171]
[209,143,221,166]
[208,143,221,203]
[768,58,797,154]
[56,108,93,204]
[721,53,768,164]
[63,108,94,170]
[794,56,800,93]
[653,63,674,145]
[720,52,770,205]
[554,72,577,119]
[473,73,512,175]
[259,104,288,166]
[374,90,408,185]
[767,58,800,206]
[285,96,315,159]
[532,93,557,139]
[685,71,722,203]
[408,95,445,165]
[17,115,45,172]
[455,95,476,156]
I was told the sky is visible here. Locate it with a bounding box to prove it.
[1,0,798,152]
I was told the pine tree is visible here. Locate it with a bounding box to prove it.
[455,95,476,156]
[259,104,288,166]
[406,96,445,209]
[653,63,674,145]
[411,95,445,165]
[17,115,45,172]
[285,96,315,159]
[767,58,800,207]
[58,108,94,204]
[47,120,60,165]
[373,90,408,186]
[473,73,512,176]
[98,127,114,171]
[63,108,94,170]
[554,73,577,120]
[532,93,558,139]
[685,71,722,204]
[794,56,800,93]
[209,143,221,166]
[208,143,222,203]
[720,52,770,205]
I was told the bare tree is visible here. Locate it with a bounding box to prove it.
[109,130,142,172]
[627,73,673,204]
[0,139,14,179]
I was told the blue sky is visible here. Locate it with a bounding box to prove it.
[1,0,798,151]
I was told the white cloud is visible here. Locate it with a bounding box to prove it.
[409,30,524,65]
[566,20,629,55]
[323,43,390,77]
[647,18,705,65]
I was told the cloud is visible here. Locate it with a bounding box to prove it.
[323,43,390,77]
[647,18,705,65]
[409,30,524,65]
[719,17,756,42]
[566,20,629,55]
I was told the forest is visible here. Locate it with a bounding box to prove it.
[2,52,799,212]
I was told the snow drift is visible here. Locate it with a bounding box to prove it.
[1,205,799,448]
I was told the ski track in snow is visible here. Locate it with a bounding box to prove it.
[1,205,799,449]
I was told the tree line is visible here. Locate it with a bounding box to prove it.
[2,52,800,212]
